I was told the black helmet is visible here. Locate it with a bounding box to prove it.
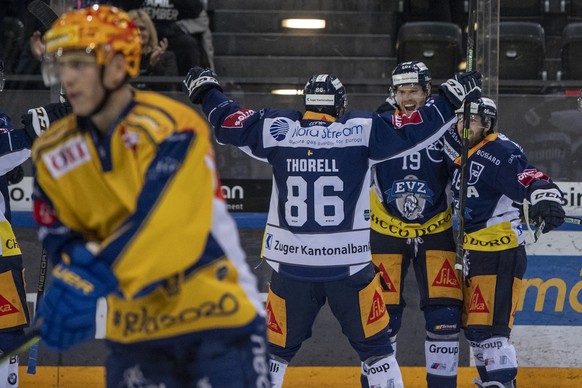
[303,74,347,117]
[391,61,432,95]
[456,97,497,133]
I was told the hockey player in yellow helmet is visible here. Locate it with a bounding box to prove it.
[31,5,270,387]
[42,5,141,116]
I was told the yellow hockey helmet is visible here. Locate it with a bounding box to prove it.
[44,5,141,82]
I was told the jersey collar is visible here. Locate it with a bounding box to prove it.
[454,132,499,165]
[303,111,336,122]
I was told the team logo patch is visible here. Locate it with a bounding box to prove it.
[223,109,255,129]
[42,135,91,178]
[517,168,550,187]
[387,176,433,220]
[269,118,291,141]
[468,161,485,185]
[392,110,424,128]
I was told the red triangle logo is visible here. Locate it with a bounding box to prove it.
[367,290,387,324]
[0,294,19,317]
[468,285,490,313]
[432,260,461,289]
[377,263,396,292]
[266,301,283,334]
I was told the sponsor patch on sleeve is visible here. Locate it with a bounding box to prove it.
[517,168,550,187]
[392,110,424,128]
[223,109,255,129]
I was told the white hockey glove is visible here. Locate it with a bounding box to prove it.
[182,66,223,104]
[439,71,482,109]
[529,182,565,234]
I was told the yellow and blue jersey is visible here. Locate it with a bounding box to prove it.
[442,126,555,251]
[31,90,264,344]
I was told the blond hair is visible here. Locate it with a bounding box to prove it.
[127,9,159,54]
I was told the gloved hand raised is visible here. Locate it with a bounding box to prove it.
[36,260,118,351]
[439,71,482,109]
[182,66,223,104]
[21,102,72,141]
[529,182,565,233]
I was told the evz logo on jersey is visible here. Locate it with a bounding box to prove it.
[392,110,424,129]
[42,135,91,178]
[223,109,255,129]
[468,161,485,185]
[387,177,433,220]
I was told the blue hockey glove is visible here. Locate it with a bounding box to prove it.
[182,66,223,104]
[36,260,117,351]
[439,71,482,108]
[529,182,565,233]
[61,242,99,266]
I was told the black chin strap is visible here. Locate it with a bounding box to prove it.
[82,65,126,118]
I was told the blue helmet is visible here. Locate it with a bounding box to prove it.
[303,74,347,117]
[456,97,497,133]
[391,61,432,95]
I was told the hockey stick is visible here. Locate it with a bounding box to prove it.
[454,0,478,272]
[27,0,60,33]
[532,216,582,242]
[26,249,48,374]
[23,1,59,374]
[0,328,41,365]
[564,216,582,225]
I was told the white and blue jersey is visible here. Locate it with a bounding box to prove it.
[202,89,457,281]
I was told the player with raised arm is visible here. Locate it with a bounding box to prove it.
[370,61,462,388]
[442,97,565,388]
[29,5,269,387]
[183,66,481,388]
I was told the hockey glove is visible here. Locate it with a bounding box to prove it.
[439,71,482,109]
[182,66,223,104]
[6,166,24,185]
[36,260,117,351]
[59,242,101,266]
[21,102,71,142]
[529,182,565,233]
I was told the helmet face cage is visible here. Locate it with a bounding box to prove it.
[390,61,432,97]
[42,5,141,86]
[303,74,347,117]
